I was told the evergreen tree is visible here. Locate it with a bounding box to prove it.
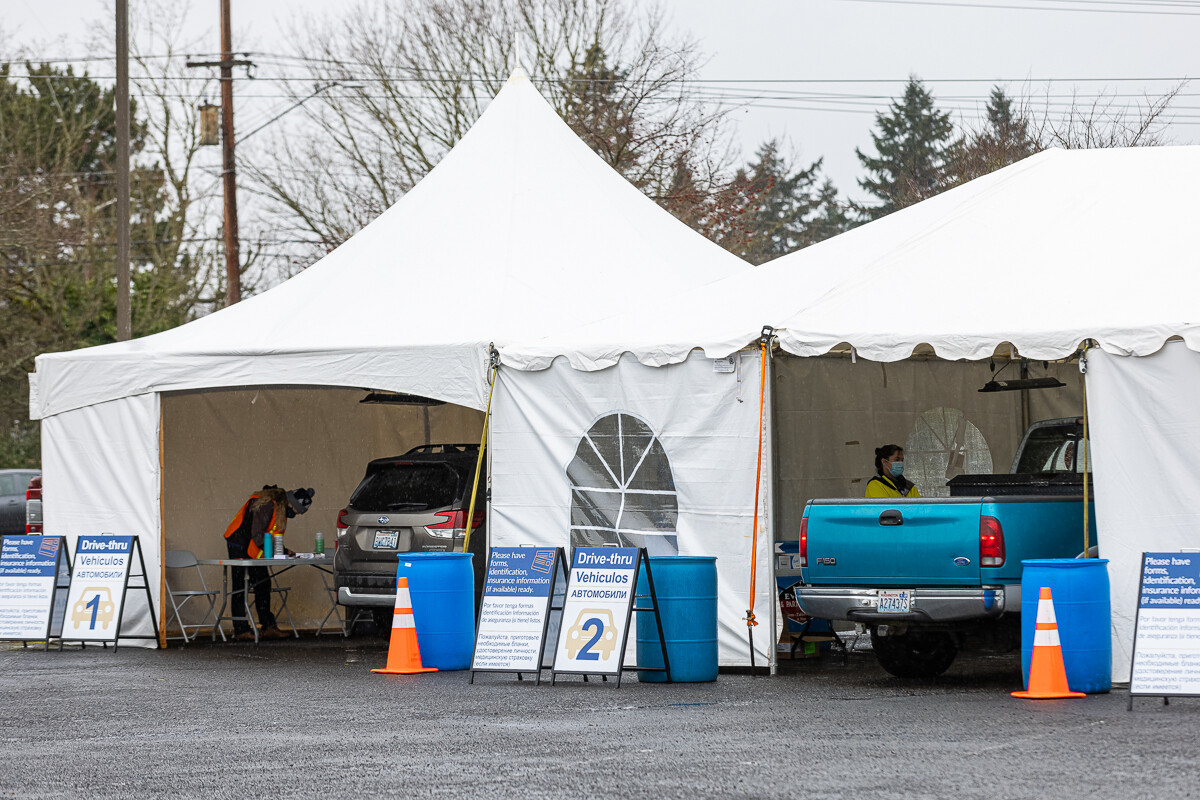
[0,64,200,466]
[947,86,1040,186]
[855,77,954,221]
[727,141,848,265]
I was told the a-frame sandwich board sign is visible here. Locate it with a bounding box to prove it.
[60,534,159,650]
[0,535,71,649]
[1129,551,1200,709]
[550,547,670,688]
[470,547,568,685]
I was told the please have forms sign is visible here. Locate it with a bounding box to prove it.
[472,547,564,673]
[1131,552,1200,697]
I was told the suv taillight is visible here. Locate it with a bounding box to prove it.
[425,509,484,539]
[980,515,1005,567]
[798,517,809,568]
[26,477,42,533]
[337,508,349,529]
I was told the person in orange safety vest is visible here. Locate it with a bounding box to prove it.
[223,485,314,640]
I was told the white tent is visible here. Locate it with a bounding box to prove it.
[28,70,751,646]
[499,146,1200,680]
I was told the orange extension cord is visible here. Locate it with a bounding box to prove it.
[746,327,773,671]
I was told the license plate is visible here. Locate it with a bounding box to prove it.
[877,591,911,613]
[372,530,400,549]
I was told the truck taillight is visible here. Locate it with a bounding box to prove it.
[26,476,41,501]
[980,516,1005,567]
[799,517,808,568]
[337,508,349,529]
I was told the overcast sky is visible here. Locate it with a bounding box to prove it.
[8,0,1198,202]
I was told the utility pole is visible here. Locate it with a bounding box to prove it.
[115,0,131,340]
[218,0,241,306]
[188,1,251,306]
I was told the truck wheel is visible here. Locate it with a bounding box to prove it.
[870,629,957,679]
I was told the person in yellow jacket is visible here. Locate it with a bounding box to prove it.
[223,485,314,640]
[865,445,921,498]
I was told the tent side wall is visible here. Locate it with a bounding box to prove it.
[490,351,774,667]
[42,393,162,646]
[1086,341,1200,684]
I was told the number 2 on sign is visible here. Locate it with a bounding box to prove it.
[577,617,604,661]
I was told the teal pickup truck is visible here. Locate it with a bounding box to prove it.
[796,419,1096,678]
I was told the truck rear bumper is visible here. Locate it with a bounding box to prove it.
[796,585,1008,624]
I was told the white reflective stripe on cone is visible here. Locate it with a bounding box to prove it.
[1033,626,1061,647]
[395,585,413,609]
[1035,597,1058,625]
[392,613,416,629]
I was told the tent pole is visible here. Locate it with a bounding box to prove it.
[1080,343,1092,558]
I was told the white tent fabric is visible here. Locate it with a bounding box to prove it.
[42,394,162,640]
[489,351,775,666]
[501,146,1200,371]
[28,70,753,651]
[29,69,749,420]
[1085,342,1200,683]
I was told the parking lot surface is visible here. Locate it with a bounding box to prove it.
[2,637,1195,799]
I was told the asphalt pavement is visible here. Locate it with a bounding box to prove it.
[2,635,1196,800]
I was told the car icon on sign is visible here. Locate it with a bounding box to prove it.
[71,586,115,630]
[565,608,617,660]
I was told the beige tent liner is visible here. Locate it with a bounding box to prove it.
[772,352,1085,544]
[161,387,482,635]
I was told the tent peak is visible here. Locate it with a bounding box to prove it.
[507,66,530,84]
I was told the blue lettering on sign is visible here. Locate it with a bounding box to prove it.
[85,594,101,629]
[78,535,133,553]
[576,617,604,661]
[571,547,638,570]
[1139,551,1200,609]
[482,548,555,598]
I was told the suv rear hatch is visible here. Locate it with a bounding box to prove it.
[345,459,466,561]
[802,498,986,587]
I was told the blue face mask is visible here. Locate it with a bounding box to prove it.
[889,461,905,478]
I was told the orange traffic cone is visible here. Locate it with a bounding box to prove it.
[371,577,437,675]
[1011,586,1085,699]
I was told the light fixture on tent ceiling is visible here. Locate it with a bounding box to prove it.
[978,357,1066,393]
[359,391,446,406]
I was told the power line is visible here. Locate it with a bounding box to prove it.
[837,0,1200,14]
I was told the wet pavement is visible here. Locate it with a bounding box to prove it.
[2,634,1196,799]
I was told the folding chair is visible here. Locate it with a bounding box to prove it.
[165,550,226,644]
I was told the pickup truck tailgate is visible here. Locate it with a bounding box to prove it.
[802,498,985,586]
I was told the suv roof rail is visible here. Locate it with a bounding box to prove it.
[403,443,479,454]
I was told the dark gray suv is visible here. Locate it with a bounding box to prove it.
[334,444,486,629]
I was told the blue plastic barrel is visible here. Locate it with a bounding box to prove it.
[636,556,718,683]
[1020,558,1111,693]
[396,552,475,670]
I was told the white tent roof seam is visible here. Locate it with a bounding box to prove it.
[499,145,1200,371]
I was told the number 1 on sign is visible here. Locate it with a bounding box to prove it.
[85,594,100,629]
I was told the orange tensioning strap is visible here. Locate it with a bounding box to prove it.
[747,339,769,629]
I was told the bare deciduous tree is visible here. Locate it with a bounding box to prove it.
[244,0,736,262]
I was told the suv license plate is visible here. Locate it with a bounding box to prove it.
[877,591,911,613]
[372,531,400,549]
